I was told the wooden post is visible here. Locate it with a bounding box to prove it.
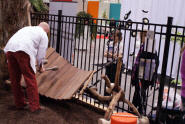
[114,57,122,90]
[102,75,111,88]
[104,90,122,120]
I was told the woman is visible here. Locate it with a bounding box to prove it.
[104,30,123,83]
[180,45,185,111]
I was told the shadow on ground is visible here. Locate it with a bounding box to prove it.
[0,88,103,124]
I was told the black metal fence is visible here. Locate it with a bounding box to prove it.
[31,11,185,123]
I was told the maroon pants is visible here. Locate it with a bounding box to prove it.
[6,51,40,112]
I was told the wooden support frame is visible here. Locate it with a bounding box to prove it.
[85,57,149,122]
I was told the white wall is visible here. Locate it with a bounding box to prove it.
[120,0,185,26]
[49,2,78,61]
[120,0,185,78]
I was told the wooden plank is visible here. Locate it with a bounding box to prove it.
[40,56,68,84]
[29,49,95,100]
[46,47,55,59]
[39,62,72,95]
[38,57,68,94]
[58,70,93,99]
[36,52,60,86]
[46,65,78,98]
[43,65,75,96]
[53,67,80,99]
[56,69,85,99]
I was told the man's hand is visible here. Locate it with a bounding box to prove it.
[38,65,45,73]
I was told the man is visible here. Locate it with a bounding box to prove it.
[4,22,49,112]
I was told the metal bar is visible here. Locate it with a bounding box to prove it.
[172,28,185,109]
[73,17,77,66]
[151,25,164,117]
[84,19,90,70]
[63,16,68,59]
[52,15,56,48]
[88,20,94,105]
[156,17,173,123]
[76,18,82,68]
[67,17,71,61]
[100,20,108,109]
[80,18,85,69]
[59,15,64,55]
[122,24,128,110]
[56,10,62,53]
[165,27,178,109]
[127,23,133,108]
[92,19,98,106]
[70,17,75,64]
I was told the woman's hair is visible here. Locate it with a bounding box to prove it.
[115,30,122,41]
[140,30,147,42]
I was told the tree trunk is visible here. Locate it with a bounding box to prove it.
[0,0,31,83]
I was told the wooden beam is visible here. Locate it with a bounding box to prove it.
[79,71,95,95]
[104,90,122,120]
[86,88,112,102]
[114,57,122,90]
[102,75,111,88]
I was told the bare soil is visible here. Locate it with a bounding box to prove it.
[0,87,103,124]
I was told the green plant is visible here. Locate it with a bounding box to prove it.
[170,79,182,86]
[29,0,48,12]
[171,31,185,44]
[75,11,97,39]
[102,10,108,19]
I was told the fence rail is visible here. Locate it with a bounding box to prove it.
[31,11,185,123]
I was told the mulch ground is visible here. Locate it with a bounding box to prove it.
[0,87,103,124]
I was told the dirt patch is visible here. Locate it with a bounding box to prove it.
[0,88,103,124]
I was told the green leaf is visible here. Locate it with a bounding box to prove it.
[29,0,48,12]
[170,79,182,85]
[171,31,185,44]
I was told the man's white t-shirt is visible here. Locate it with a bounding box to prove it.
[4,26,48,73]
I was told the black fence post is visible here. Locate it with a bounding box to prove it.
[56,10,62,53]
[156,17,173,123]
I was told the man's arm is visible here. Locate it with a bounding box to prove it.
[37,34,48,72]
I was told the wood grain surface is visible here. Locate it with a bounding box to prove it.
[22,48,94,100]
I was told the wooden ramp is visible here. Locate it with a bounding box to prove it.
[34,48,94,100]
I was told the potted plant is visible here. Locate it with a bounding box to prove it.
[75,11,97,40]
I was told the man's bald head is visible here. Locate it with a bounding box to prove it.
[39,22,50,33]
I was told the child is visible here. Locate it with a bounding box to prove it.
[181,45,185,111]
[104,30,123,83]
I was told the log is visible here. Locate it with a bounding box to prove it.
[79,71,95,95]
[105,83,114,94]
[102,75,111,88]
[86,88,112,102]
[123,98,141,118]
[104,90,122,120]
[114,57,122,90]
